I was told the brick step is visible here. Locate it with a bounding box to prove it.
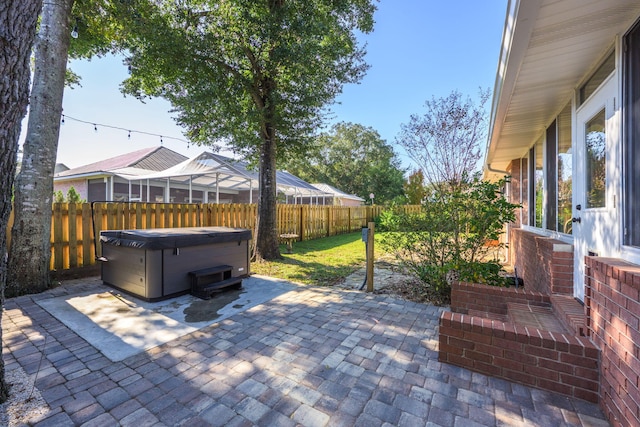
[550,294,587,337]
[506,302,570,334]
[467,309,508,322]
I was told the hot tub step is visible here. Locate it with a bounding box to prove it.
[191,277,243,300]
[189,265,242,300]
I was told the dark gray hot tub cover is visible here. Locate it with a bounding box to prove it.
[100,227,252,250]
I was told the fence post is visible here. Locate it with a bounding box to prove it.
[366,221,374,292]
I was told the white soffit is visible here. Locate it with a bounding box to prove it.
[486,0,640,172]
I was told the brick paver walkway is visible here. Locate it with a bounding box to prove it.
[3,283,609,426]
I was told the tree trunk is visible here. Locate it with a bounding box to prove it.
[7,0,74,297]
[254,125,282,261]
[0,0,43,403]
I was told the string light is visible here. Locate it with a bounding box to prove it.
[60,113,191,144]
[71,18,79,39]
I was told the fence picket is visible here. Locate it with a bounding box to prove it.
[82,203,93,266]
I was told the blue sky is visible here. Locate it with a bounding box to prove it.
[40,0,508,170]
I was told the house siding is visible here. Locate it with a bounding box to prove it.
[585,256,640,427]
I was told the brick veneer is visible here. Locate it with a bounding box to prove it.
[439,309,599,402]
[510,229,573,295]
[451,281,549,317]
[585,256,640,427]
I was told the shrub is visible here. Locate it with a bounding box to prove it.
[53,190,65,203]
[380,177,518,301]
[53,186,86,203]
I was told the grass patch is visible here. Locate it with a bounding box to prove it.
[251,232,380,286]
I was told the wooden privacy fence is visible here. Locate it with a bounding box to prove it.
[7,202,420,271]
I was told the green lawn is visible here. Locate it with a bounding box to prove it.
[251,232,381,286]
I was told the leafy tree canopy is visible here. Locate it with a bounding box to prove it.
[112,0,376,162]
[284,122,406,205]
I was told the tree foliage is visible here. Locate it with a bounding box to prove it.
[404,169,426,205]
[54,187,85,203]
[381,177,518,303]
[283,122,405,205]
[111,0,377,260]
[396,89,490,189]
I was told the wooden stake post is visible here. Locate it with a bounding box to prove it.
[366,221,374,292]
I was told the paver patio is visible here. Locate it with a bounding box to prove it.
[2,280,609,426]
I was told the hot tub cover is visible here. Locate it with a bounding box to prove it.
[100,227,252,250]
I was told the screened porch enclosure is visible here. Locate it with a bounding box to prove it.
[99,151,331,205]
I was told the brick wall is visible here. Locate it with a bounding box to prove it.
[451,281,549,317]
[54,179,88,201]
[585,256,640,427]
[439,309,600,402]
[510,229,573,295]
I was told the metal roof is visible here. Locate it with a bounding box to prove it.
[311,183,365,201]
[55,146,188,178]
[117,151,330,197]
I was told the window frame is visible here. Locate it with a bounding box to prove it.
[623,18,640,247]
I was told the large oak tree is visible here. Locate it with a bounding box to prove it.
[7,0,76,298]
[0,0,43,401]
[6,0,149,297]
[117,0,376,260]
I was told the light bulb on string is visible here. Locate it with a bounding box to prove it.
[59,113,193,148]
[71,18,79,39]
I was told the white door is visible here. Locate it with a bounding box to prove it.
[573,75,620,301]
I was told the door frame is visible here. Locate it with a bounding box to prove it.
[573,73,621,301]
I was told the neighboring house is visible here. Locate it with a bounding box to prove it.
[54,163,69,174]
[311,183,364,206]
[54,147,328,204]
[137,151,328,204]
[54,146,189,202]
[475,1,640,425]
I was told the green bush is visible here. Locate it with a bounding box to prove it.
[380,177,518,302]
[53,186,86,203]
[53,190,65,203]
[375,203,404,231]
[66,186,84,203]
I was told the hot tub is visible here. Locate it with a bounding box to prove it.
[100,227,251,301]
